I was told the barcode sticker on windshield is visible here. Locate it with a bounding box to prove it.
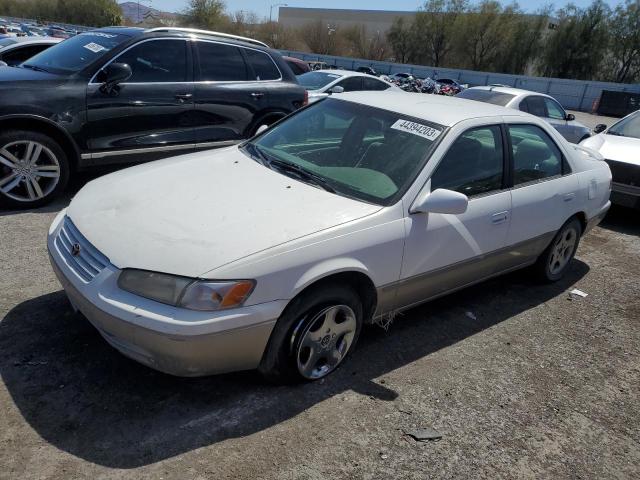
[391,119,441,140]
[83,42,105,53]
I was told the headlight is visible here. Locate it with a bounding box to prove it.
[118,269,255,311]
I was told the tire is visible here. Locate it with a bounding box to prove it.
[258,283,363,383]
[0,130,69,209]
[533,218,582,282]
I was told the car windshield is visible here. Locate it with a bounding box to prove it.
[457,89,515,106]
[608,111,640,139]
[244,98,445,205]
[298,71,343,91]
[21,31,130,74]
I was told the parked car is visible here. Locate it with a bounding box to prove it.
[0,37,61,67]
[299,69,399,104]
[457,86,591,144]
[48,92,611,382]
[0,26,306,208]
[282,55,310,75]
[435,78,465,95]
[356,66,377,76]
[580,109,640,209]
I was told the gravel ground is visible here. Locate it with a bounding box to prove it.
[1,177,639,479]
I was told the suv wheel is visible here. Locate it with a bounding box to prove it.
[0,130,69,209]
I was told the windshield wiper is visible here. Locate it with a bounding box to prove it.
[22,64,49,73]
[607,130,624,137]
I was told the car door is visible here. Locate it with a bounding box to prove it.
[396,124,512,310]
[192,40,270,145]
[86,37,195,162]
[504,121,579,265]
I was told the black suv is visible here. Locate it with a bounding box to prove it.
[0,27,306,207]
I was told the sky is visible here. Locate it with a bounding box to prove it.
[144,0,625,18]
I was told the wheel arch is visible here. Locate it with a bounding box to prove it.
[0,115,80,169]
[245,109,289,137]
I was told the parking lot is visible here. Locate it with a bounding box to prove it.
[1,158,639,478]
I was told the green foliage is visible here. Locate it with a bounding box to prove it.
[0,0,122,27]
[182,0,226,30]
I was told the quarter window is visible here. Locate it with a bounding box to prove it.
[197,42,248,81]
[115,39,187,83]
[431,126,504,197]
[509,124,563,185]
[363,77,390,91]
[244,48,280,80]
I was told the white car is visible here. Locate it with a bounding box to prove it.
[580,110,640,209]
[458,86,591,144]
[298,69,400,103]
[47,92,611,382]
[0,37,61,67]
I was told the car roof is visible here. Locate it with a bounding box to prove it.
[469,85,548,99]
[91,26,145,37]
[8,37,62,45]
[315,69,382,80]
[334,91,529,126]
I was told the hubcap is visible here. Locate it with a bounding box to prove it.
[549,227,577,275]
[0,140,60,203]
[295,305,357,380]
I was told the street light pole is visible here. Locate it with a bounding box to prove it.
[269,3,288,23]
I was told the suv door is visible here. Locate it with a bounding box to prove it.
[86,38,195,163]
[396,124,512,309]
[192,40,273,145]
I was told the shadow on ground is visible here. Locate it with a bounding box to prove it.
[0,261,589,468]
[599,204,639,236]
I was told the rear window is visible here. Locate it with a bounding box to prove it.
[298,71,342,91]
[197,41,248,81]
[457,89,516,106]
[244,49,280,80]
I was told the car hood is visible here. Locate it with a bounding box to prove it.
[0,65,62,82]
[67,147,381,278]
[581,133,640,166]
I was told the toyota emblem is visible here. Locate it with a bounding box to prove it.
[71,243,81,256]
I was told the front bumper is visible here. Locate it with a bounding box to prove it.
[47,213,286,377]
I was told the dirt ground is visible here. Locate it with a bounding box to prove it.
[1,180,639,479]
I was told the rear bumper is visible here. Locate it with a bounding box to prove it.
[611,183,640,209]
[584,201,611,234]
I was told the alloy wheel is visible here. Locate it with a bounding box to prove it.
[548,227,578,275]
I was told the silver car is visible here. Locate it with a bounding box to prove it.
[0,37,61,67]
[458,86,591,144]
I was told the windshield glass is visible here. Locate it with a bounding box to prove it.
[608,111,640,139]
[457,89,515,106]
[298,71,343,91]
[247,98,445,205]
[21,31,130,74]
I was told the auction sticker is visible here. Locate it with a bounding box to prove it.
[83,42,105,53]
[391,119,441,140]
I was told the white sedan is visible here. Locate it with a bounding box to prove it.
[298,69,400,104]
[580,110,640,209]
[48,92,611,382]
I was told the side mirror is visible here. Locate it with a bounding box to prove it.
[97,62,132,93]
[410,188,469,215]
[565,113,575,121]
[593,123,607,134]
[328,85,344,94]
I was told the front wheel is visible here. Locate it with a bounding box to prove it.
[258,284,363,383]
[0,130,69,209]
[533,218,582,282]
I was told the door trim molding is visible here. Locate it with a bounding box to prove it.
[80,140,239,160]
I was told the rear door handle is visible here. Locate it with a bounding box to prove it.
[174,93,193,102]
[491,211,509,224]
[250,92,264,99]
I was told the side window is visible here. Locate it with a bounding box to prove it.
[363,77,390,91]
[244,49,280,80]
[509,124,563,185]
[115,39,187,83]
[197,42,248,81]
[431,126,504,197]
[518,99,529,113]
[544,98,566,120]
[2,45,49,66]
[524,96,546,117]
[337,76,363,92]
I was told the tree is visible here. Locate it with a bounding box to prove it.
[343,24,389,60]
[603,0,640,83]
[411,0,467,67]
[456,0,503,71]
[299,20,341,55]
[183,0,226,30]
[387,17,413,63]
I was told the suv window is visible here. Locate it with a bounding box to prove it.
[431,126,504,197]
[116,39,187,83]
[197,41,248,81]
[544,98,566,120]
[244,48,280,80]
[509,124,563,185]
[363,77,390,91]
[337,76,362,92]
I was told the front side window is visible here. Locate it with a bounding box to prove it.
[431,126,504,197]
[336,76,362,92]
[509,124,562,185]
[244,49,280,80]
[544,98,566,120]
[2,45,49,66]
[197,41,248,81]
[520,96,546,117]
[115,39,187,83]
[244,98,444,205]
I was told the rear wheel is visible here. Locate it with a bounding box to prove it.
[0,130,69,209]
[533,218,582,282]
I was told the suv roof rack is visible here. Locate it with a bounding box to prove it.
[145,27,269,48]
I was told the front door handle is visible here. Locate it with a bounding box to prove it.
[491,211,509,224]
[250,92,264,99]
[174,93,193,102]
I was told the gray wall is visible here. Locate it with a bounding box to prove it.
[280,50,640,113]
